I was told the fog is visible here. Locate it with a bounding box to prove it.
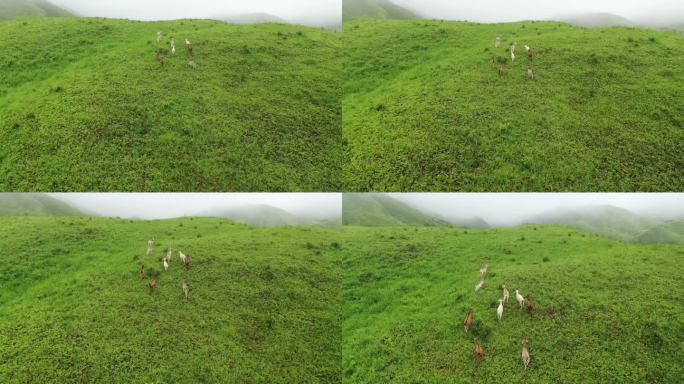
[392,193,684,227]
[49,0,341,27]
[392,0,684,26]
[51,193,341,220]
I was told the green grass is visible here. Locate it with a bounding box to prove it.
[0,0,72,20]
[0,17,342,191]
[341,225,684,383]
[0,216,341,383]
[342,20,684,191]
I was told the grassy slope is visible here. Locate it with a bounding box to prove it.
[342,20,684,191]
[0,17,342,191]
[636,220,684,243]
[342,193,446,226]
[341,225,684,383]
[0,217,341,383]
[343,0,419,21]
[0,0,72,20]
[0,193,82,215]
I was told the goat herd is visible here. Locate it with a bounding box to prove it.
[465,263,533,370]
[491,35,539,79]
[154,31,199,70]
[138,236,191,299]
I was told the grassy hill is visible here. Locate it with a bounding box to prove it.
[343,0,419,22]
[0,17,342,191]
[210,204,340,228]
[342,20,684,191]
[341,225,684,383]
[554,12,634,28]
[343,193,447,226]
[0,216,341,383]
[0,0,72,20]
[0,193,82,215]
[635,220,684,243]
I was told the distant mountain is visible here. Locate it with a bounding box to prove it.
[216,13,287,25]
[553,12,634,28]
[343,0,419,22]
[524,205,658,241]
[343,194,447,226]
[206,204,339,228]
[0,0,72,20]
[0,193,82,216]
[635,221,684,244]
[446,216,490,228]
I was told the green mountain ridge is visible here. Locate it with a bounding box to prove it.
[208,204,340,228]
[343,0,419,22]
[0,17,342,191]
[342,20,684,191]
[0,0,72,20]
[343,193,447,226]
[0,193,82,216]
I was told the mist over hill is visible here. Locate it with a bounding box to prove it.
[215,13,287,25]
[0,193,83,216]
[552,12,635,28]
[343,0,419,21]
[0,0,72,20]
[204,204,341,228]
[343,194,447,226]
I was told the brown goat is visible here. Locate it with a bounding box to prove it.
[526,294,534,314]
[527,49,533,60]
[498,64,505,76]
[139,264,145,279]
[464,308,473,338]
[490,58,497,69]
[149,277,158,295]
[183,254,191,270]
[187,43,193,55]
[158,56,165,67]
[471,338,484,360]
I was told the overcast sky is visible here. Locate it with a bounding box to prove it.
[392,0,684,25]
[392,193,684,227]
[51,193,341,220]
[49,0,341,27]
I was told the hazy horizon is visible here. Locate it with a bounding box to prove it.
[50,193,341,220]
[47,0,341,27]
[390,193,684,227]
[390,0,684,26]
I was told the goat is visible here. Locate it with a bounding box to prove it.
[156,31,162,43]
[527,49,533,60]
[463,308,473,338]
[491,58,497,69]
[172,46,176,55]
[183,254,191,270]
[185,39,193,55]
[182,279,189,299]
[516,289,524,309]
[496,299,504,322]
[475,279,484,291]
[524,44,530,53]
[179,251,187,264]
[187,60,198,70]
[527,67,533,79]
[511,42,516,54]
[158,55,165,67]
[149,277,158,295]
[146,237,155,256]
[498,64,505,76]
[170,37,175,49]
[166,247,173,262]
[479,263,489,278]
[526,294,534,314]
[522,339,531,369]
[163,258,169,272]
[471,338,484,360]
[502,284,510,304]
[511,51,516,62]
[139,264,145,279]
[495,36,501,48]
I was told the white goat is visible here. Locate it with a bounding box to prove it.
[479,263,488,278]
[502,284,510,304]
[527,67,533,79]
[524,44,530,53]
[182,279,189,299]
[495,36,501,48]
[146,237,155,256]
[497,299,504,322]
[475,279,484,291]
[516,289,525,309]
[156,31,162,43]
[163,258,169,272]
[179,251,188,264]
[522,339,531,369]
[511,51,516,61]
